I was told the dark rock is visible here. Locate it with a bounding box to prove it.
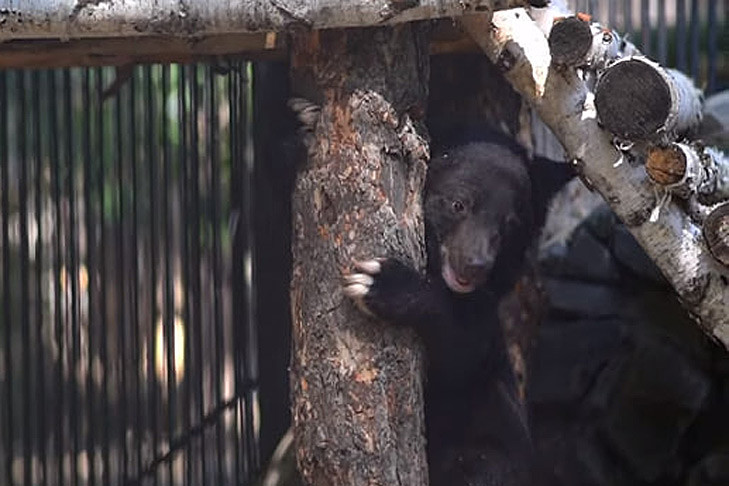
[563,226,622,283]
[572,435,640,486]
[539,240,570,274]
[532,419,639,486]
[599,335,711,482]
[529,318,623,405]
[544,278,625,318]
[584,351,630,414]
[687,452,729,486]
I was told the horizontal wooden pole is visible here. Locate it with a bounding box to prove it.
[0,0,526,41]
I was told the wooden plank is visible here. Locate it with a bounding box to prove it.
[0,22,483,68]
[0,33,286,68]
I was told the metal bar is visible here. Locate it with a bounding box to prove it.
[49,68,66,486]
[657,0,667,65]
[206,64,226,486]
[178,64,193,486]
[96,66,112,486]
[623,0,633,38]
[689,0,700,79]
[124,397,239,486]
[676,0,688,72]
[145,63,160,486]
[235,62,254,479]
[228,64,243,486]
[189,63,207,486]
[32,68,49,486]
[608,0,617,29]
[161,63,177,486]
[707,0,718,93]
[18,67,33,486]
[63,67,81,486]
[128,69,144,483]
[243,62,260,473]
[641,0,651,55]
[1,69,14,486]
[82,66,97,486]
[115,67,130,485]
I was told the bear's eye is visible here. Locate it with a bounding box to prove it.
[451,200,466,214]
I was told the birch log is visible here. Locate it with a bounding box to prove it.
[289,26,430,486]
[594,57,703,142]
[646,144,729,206]
[548,16,620,69]
[0,0,526,40]
[704,203,729,268]
[460,10,729,346]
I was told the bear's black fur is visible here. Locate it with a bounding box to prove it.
[344,128,572,486]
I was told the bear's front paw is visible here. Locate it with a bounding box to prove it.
[342,258,422,322]
[342,259,384,317]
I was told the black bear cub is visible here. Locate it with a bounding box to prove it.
[343,129,571,486]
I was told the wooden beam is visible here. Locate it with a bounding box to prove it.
[0,0,526,40]
[0,33,286,68]
[0,21,485,69]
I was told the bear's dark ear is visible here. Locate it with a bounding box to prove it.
[529,156,575,215]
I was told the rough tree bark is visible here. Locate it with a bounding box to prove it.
[0,0,526,39]
[289,25,430,486]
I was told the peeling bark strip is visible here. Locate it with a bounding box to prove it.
[462,8,729,345]
[289,26,430,486]
[0,0,526,40]
[594,57,703,142]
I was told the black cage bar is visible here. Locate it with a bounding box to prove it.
[0,63,260,486]
[567,0,728,94]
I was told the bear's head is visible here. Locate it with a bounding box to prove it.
[425,136,571,295]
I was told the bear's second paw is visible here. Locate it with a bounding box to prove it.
[343,258,423,323]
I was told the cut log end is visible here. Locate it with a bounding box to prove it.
[548,16,593,66]
[704,203,729,268]
[595,58,672,140]
[646,145,687,185]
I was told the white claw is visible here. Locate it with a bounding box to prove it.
[342,283,370,299]
[343,273,374,287]
[353,259,382,274]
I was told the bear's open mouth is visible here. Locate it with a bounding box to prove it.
[441,259,478,294]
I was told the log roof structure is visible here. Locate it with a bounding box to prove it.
[0,0,528,67]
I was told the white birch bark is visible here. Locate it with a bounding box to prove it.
[0,0,525,39]
[460,9,729,347]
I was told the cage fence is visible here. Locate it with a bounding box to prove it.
[0,1,727,486]
[0,63,260,486]
[565,0,728,93]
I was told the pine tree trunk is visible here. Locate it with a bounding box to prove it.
[289,25,431,486]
